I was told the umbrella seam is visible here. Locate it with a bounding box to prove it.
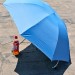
[22,13,54,34]
[52,24,59,61]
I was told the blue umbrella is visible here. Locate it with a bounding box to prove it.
[3,0,70,62]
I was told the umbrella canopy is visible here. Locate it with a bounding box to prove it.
[3,0,70,62]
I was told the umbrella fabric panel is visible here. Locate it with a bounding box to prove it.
[52,20,70,62]
[48,13,70,62]
[4,4,51,34]
[4,0,55,14]
[3,0,55,34]
[43,13,70,62]
[21,15,59,60]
